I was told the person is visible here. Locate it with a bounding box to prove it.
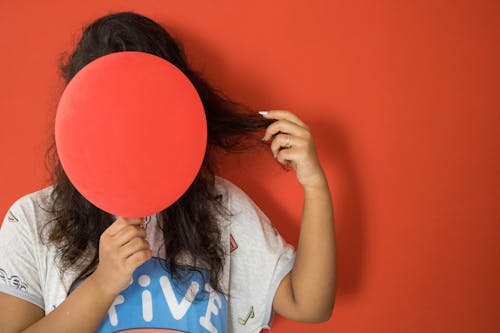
[0,11,336,333]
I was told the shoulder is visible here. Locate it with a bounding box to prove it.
[213,175,279,241]
[0,186,60,312]
[214,175,262,216]
[214,175,246,201]
[3,185,55,232]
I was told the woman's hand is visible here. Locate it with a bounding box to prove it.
[261,110,326,189]
[90,217,152,296]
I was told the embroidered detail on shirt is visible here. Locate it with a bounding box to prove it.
[6,210,19,223]
[238,306,255,325]
[229,234,238,253]
[0,268,29,292]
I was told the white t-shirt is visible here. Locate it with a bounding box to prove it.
[0,176,295,333]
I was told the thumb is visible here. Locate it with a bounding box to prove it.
[121,217,144,225]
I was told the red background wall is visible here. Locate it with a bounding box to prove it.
[1,1,499,332]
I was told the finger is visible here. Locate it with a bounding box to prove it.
[262,119,308,141]
[120,237,151,258]
[122,217,145,225]
[270,133,292,158]
[106,217,145,237]
[105,218,129,237]
[276,146,300,165]
[126,249,153,272]
[270,134,305,158]
[113,225,147,247]
[260,110,307,128]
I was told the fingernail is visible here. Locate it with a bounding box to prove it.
[258,111,268,116]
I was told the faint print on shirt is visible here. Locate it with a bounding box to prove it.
[0,268,29,292]
[7,210,19,223]
[238,305,255,325]
[229,234,238,253]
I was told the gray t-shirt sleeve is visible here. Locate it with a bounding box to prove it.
[0,196,44,309]
[221,178,295,332]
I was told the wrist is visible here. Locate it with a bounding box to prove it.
[302,173,329,192]
[86,271,121,300]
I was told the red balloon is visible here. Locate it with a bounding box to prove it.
[55,51,207,217]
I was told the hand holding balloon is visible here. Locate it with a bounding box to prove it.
[89,217,152,296]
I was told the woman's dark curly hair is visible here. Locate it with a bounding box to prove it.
[42,11,275,298]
